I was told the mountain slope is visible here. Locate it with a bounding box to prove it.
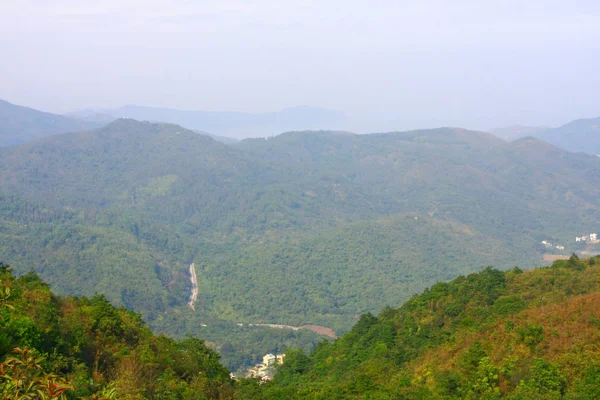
[1,124,600,317]
[194,215,538,333]
[237,128,600,242]
[0,118,250,212]
[535,116,600,154]
[0,191,192,322]
[0,263,235,399]
[0,99,102,147]
[4,256,600,399]
[0,119,255,322]
[262,256,600,399]
[2,121,600,371]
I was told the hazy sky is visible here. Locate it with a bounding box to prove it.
[1,0,599,132]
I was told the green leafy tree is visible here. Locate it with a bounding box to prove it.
[0,348,73,399]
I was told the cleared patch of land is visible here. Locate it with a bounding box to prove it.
[300,325,337,338]
[542,254,570,263]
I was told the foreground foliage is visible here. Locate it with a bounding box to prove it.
[0,262,235,399]
[3,256,600,398]
[0,348,73,399]
[260,255,600,399]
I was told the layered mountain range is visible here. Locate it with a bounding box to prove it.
[1,99,600,371]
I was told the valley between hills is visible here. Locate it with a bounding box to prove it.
[4,1,600,397]
[1,100,600,396]
[1,113,599,372]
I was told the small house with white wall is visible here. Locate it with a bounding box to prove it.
[263,354,276,367]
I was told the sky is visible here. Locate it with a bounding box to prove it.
[1,0,599,133]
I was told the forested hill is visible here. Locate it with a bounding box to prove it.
[0,262,236,399]
[261,255,600,399]
[4,257,600,398]
[0,118,251,212]
[1,120,600,371]
[0,99,102,147]
[236,128,600,246]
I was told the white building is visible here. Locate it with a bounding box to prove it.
[576,233,598,243]
[263,354,276,367]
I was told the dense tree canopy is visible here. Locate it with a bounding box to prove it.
[3,256,600,398]
[259,256,600,399]
[0,262,235,399]
[1,120,600,370]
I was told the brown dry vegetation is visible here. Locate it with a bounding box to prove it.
[299,325,336,338]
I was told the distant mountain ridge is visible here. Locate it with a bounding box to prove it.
[66,108,117,124]
[71,104,348,139]
[490,116,600,154]
[72,105,600,154]
[488,125,549,141]
[0,99,103,146]
[535,116,600,154]
[3,98,598,154]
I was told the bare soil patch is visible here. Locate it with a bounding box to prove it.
[300,325,336,338]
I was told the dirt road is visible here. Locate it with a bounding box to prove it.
[188,263,198,310]
[246,323,336,338]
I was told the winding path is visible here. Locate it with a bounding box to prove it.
[188,263,198,310]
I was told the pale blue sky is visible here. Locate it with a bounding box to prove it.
[1,0,599,132]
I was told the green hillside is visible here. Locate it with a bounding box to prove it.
[4,257,600,399]
[0,262,235,399]
[0,192,190,320]
[1,120,600,370]
[261,255,600,399]
[0,99,102,147]
[189,215,538,332]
